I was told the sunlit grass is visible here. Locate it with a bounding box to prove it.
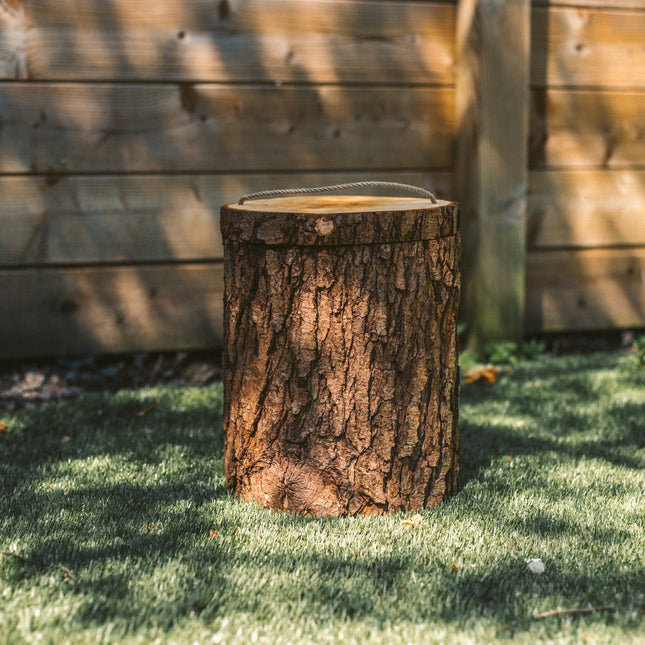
[1,354,644,644]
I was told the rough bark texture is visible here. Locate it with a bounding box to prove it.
[221,196,460,516]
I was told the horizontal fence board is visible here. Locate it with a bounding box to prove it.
[0,0,455,83]
[528,169,645,249]
[530,89,645,169]
[533,1,645,9]
[531,6,645,89]
[0,263,224,359]
[525,248,645,332]
[0,171,452,265]
[0,84,454,173]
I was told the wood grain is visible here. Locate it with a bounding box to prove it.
[456,0,530,347]
[525,248,645,331]
[0,83,454,173]
[532,1,645,9]
[0,263,224,359]
[0,0,455,83]
[528,170,645,249]
[530,89,645,169]
[0,172,452,265]
[532,7,645,89]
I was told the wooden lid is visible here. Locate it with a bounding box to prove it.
[221,195,457,246]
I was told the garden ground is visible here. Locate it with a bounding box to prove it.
[1,345,644,644]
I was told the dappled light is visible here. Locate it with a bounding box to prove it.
[525,3,645,336]
[2,0,643,357]
[0,0,457,358]
[1,354,644,642]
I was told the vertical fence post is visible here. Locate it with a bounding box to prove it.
[456,0,531,350]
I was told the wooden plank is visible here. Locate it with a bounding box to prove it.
[528,170,645,249]
[0,171,452,265]
[0,263,224,359]
[530,89,645,169]
[0,84,454,173]
[456,0,531,348]
[532,1,645,9]
[526,248,645,332]
[0,0,455,83]
[531,7,645,89]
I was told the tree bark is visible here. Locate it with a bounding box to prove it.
[221,196,460,516]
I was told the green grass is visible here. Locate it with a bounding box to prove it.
[1,353,644,644]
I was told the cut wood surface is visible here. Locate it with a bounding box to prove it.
[0,0,455,83]
[529,170,645,249]
[525,248,645,331]
[0,263,224,359]
[0,172,452,266]
[530,89,645,169]
[532,7,645,89]
[223,196,454,246]
[0,84,454,173]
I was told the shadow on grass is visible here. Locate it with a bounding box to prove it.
[2,358,644,640]
[31,524,641,637]
[459,418,645,485]
[458,355,645,485]
[1,385,224,474]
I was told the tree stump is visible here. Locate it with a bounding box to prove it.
[220,194,460,516]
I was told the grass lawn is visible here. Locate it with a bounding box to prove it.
[1,352,644,644]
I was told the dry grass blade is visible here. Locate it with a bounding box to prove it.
[533,605,616,620]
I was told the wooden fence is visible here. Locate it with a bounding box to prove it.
[0,0,643,358]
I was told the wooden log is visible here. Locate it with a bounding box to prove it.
[220,194,461,516]
[456,0,531,348]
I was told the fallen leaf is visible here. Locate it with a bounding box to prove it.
[136,402,159,417]
[401,513,426,529]
[361,504,384,516]
[464,365,504,385]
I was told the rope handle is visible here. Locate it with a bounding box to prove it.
[237,181,438,205]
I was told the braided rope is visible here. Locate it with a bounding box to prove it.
[237,181,438,205]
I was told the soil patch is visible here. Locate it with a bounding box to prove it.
[0,350,222,411]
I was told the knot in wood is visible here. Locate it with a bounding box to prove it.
[314,217,335,237]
